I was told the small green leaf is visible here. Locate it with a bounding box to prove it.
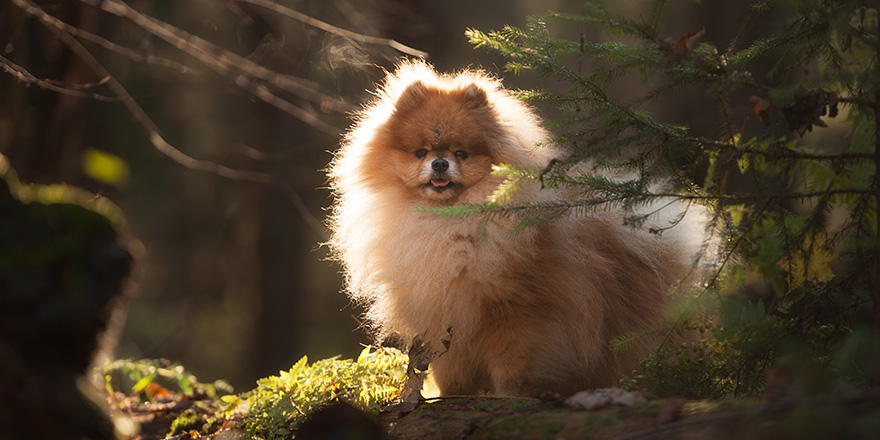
[132,374,156,394]
[104,374,114,395]
[82,148,130,187]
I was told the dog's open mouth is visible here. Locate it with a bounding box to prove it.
[428,178,455,193]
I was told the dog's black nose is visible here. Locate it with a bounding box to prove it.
[432,159,449,172]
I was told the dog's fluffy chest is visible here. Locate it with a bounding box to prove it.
[384,216,523,285]
[373,215,533,339]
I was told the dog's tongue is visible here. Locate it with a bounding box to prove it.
[432,179,450,187]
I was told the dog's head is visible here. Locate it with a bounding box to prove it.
[378,81,499,203]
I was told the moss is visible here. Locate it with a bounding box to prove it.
[103,358,234,401]
[168,409,205,436]
[681,398,759,418]
[476,414,572,440]
[437,411,470,420]
[629,400,663,413]
[577,412,624,437]
[483,415,538,438]
[408,404,437,417]
[541,419,565,439]
[0,154,129,440]
[238,347,406,440]
[473,399,541,412]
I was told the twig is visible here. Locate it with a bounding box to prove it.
[0,54,120,101]
[236,0,428,59]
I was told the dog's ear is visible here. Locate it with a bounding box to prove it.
[456,84,489,110]
[394,81,429,114]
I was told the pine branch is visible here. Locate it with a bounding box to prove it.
[417,187,874,224]
[468,0,880,397]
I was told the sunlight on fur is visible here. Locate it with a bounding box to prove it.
[327,60,709,398]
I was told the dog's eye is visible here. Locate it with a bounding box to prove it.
[454,150,469,160]
[414,149,428,159]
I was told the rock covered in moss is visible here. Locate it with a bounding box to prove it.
[0,166,132,439]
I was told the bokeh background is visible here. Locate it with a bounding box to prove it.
[1,0,778,390]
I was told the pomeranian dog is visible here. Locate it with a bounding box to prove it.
[328,60,700,397]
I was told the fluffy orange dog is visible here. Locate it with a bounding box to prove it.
[328,60,696,397]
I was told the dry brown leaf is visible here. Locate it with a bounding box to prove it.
[383,333,446,414]
[749,95,771,121]
[672,28,706,54]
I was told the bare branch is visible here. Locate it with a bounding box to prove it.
[12,0,329,239]
[0,53,120,101]
[75,0,355,129]
[236,0,429,59]
[9,0,192,74]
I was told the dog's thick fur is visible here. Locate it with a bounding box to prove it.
[328,60,695,397]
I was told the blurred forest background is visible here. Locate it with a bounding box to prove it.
[1,0,792,390]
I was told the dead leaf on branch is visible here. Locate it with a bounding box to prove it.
[749,95,771,122]
[777,232,838,287]
[668,28,707,55]
[383,329,451,414]
[781,90,839,137]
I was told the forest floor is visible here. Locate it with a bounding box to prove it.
[107,385,880,439]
